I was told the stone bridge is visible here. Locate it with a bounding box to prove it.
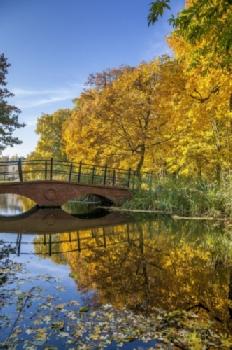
[0,159,134,206]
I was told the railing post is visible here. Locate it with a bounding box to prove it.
[127,168,131,188]
[103,228,106,248]
[127,224,130,243]
[112,169,116,186]
[16,233,22,256]
[91,166,95,184]
[132,170,136,190]
[49,234,52,256]
[77,161,82,183]
[69,162,73,183]
[103,165,107,185]
[45,160,48,180]
[77,231,81,252]
[18,159,23,182]
[50,158,53,181]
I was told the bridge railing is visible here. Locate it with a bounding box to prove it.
[0,159,134,188]
[0,160,20,182]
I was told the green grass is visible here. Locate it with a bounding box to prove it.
[124,175,228,217]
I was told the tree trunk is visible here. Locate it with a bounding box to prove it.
[229,268,232,319]
[135,144,145,188]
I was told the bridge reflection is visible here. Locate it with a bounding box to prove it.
[13,223,139,256]
[0,207,133,233]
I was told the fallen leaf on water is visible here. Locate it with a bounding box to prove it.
[79,306,89,313]
[51,321,64,331]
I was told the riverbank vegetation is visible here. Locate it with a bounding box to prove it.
[28,0,232,215]
[123,174,232,218]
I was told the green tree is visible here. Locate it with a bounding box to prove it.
[0,53,24,151]
[148,0,171,25]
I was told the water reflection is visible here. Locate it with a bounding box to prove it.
[0,207,133,233]
[61,224,230,328]
[0,193,35,216]
[5,218,231,329]
[0,193,133,233]
[1,193,232,334]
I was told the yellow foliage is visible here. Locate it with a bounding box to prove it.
[29,1,232,181]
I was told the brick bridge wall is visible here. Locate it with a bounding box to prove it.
[0,181,132,206]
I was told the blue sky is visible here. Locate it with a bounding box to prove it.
[0,0,185,157]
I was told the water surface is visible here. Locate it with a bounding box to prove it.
[0,194,231,349]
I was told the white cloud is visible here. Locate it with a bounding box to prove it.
[20,95,75,109]
[11,83,85,109]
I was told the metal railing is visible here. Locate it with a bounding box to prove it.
[0,159,135,189]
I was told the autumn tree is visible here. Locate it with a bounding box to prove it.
[86,65,132,90]
[148,1,232,180]
[0,53,24,151]
[168,3,232,180]
[148,0,232,68]
[29,108,70,160]
[64,59,184,176]
[29,0,232,180]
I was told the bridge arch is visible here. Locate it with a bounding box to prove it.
[64,192,114,206]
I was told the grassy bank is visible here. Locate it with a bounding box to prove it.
[124,175,232,218]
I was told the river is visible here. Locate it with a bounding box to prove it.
[0,194,231,349]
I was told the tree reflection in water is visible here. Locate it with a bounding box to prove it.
[34,218,232,330]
